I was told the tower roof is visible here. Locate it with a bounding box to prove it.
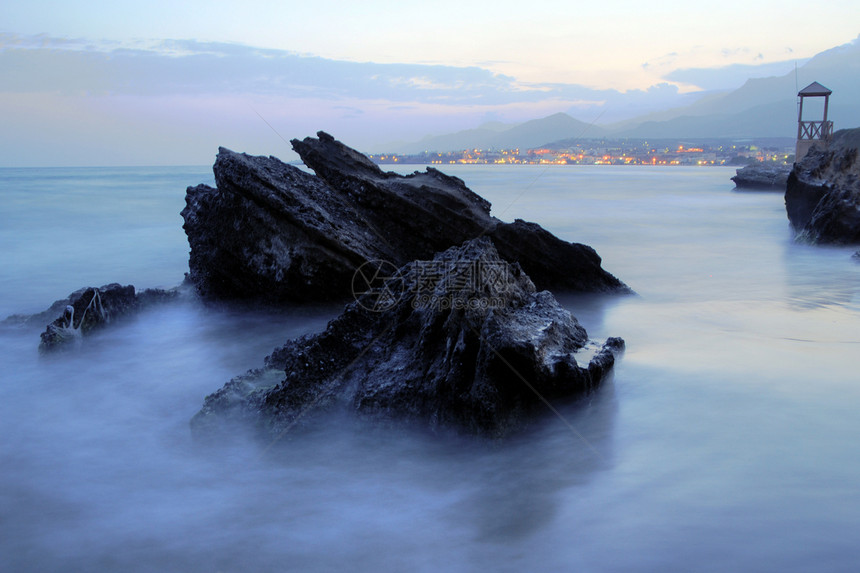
[798,81,832,96]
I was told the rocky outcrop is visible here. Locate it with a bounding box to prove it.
[190,238,624,439]
[181,132,630,304]
[785,128,860,244]
[37,284,178,351]
[731,163,790,190]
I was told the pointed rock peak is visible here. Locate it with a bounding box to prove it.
[291,131,384,183]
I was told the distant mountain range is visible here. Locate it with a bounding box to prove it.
[395,38,860,152]
[399,113,607,153]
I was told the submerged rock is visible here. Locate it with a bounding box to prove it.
[191,238,624,440]
[37,284,179,351]
[731,163,790,190]
[182,132,630,304]
[785,128,860,244]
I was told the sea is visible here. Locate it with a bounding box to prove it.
[1,164,859,572]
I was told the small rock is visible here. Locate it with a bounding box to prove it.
[37,284,179,351]
[731,163,791,190]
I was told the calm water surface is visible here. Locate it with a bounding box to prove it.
[1,164,859,572]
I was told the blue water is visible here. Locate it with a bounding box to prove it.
[2,164,859,572]
[0,166,209,318]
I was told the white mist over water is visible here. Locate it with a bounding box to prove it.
[2,165,859,571]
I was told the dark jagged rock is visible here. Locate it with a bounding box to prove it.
[731,163,790,190]
[37,284,179,351]
[786,128,860,244]
[181,132,630,304]
[487,219,620,293]
[182,154,373,303]
[190,238,625,440]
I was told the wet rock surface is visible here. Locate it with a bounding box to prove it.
[181,132,630,304]
[33,284,179,351]
[731,163,790,190]
[786,129,860,244]
[190,238,624,440]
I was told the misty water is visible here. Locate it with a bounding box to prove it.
[2,164,859,572]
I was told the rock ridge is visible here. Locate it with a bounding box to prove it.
[181,132,631,304]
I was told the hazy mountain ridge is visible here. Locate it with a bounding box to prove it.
[397,113,606,153]
[395,36,860,152]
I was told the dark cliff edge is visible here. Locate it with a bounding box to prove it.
[181,131,632,305]
[786,128,860,245]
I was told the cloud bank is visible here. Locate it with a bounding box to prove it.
[1,35,712,165]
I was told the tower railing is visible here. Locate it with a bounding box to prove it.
[797,120,834,141]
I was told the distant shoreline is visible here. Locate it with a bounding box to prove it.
[369,141,793,167]
[372,160,772,167]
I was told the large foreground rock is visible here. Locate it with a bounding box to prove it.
[785,128,860,244]
[190,238,624,439]
[182,132,630,303]
[731,163,790,190]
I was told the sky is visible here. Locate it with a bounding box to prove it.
[1,0,859,165]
